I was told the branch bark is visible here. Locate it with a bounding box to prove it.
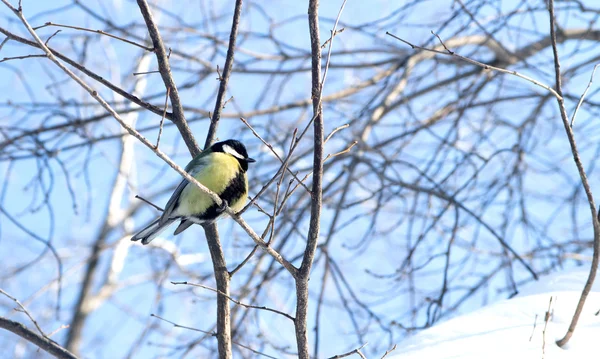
[295,0,324,357]
[200,1,243,358]
[136,0,200,156]
[547,0,600,347]
[203,224,232,358]
[205,0,243,147]
[0,317,78,359]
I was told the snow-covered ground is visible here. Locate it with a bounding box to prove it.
[390,270,600,359]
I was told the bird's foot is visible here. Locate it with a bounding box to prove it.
[217,199,229,214]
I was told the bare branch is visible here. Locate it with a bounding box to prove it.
[134,195,164,212]
[150,314,278,359]
[136,0,200,156]
[542,296,553,356]
[155,87,170,149]
[0,317,78,359]
[199,2,243,357]
[33,22,154,51]
[386,31,562,99]
[171,281,295,321]
[328,343,368,359]
[0,288,46,337]
[201,223,232,359]
[548,0,600,346]
[294,0,346,357]
[204,0,243,148]
[380,344,398,359]
[571,63,600,127]
[0,53,46,62]
[240,117,311,194]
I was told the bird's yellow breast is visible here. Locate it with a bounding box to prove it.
[177,152,247,215]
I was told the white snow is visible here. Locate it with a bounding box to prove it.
[390,270,600,359]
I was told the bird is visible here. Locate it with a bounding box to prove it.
[131,139,255,244]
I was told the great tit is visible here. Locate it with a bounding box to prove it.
[131,139,255,244]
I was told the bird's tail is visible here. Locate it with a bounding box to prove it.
[130,217,176,245]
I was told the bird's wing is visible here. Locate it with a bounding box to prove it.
[158,152,210,226]
[159,177,189,225]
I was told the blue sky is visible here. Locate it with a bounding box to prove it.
[1,0,600,358]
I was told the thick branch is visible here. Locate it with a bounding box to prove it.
[200,2,243,358]
[295,0,324,358]
[202,224,232,359]
[549,0,600,346]
[136,0,200,156]
[0,317,78,359]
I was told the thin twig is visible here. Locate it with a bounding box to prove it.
[0,36,9,51]
[0,288,45,337]
[385,31,562,100]
[47,324,70,338]
[319,0,348,106]
[280,139,357,207]
[0,54,46,63]
[204,0,243,147]
[0,205,63,316]
[136,0,200,156]
[324,123,349,143]
[134,195,163,212]
[155,87,170,149]
[133,70,160,76]
[323,140,358,162]
[151,313,212,334]
[150,314,278,359]
[44,29,60,46]
[269,134,298,246]
[228,220,272,277]
[239,125,303,215]
[240,117,310,193]
[542,296,553,358]
[171,281,295,321]
[33,22,154,51]
[529,314,538,342]
[0,27,170,119]
[328,343,368,359]
[321,28,345,49]
[380,344,397,359]
[571,63,600,127]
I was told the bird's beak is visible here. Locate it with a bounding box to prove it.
[246,157,256,163]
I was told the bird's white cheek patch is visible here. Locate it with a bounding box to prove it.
[223,144,245,160]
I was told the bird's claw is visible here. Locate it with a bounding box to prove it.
[217,199,229,214]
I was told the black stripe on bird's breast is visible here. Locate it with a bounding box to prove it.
[235,157,249,172]
[197,171,246,221]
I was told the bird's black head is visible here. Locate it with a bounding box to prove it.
[211,139,256,172]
